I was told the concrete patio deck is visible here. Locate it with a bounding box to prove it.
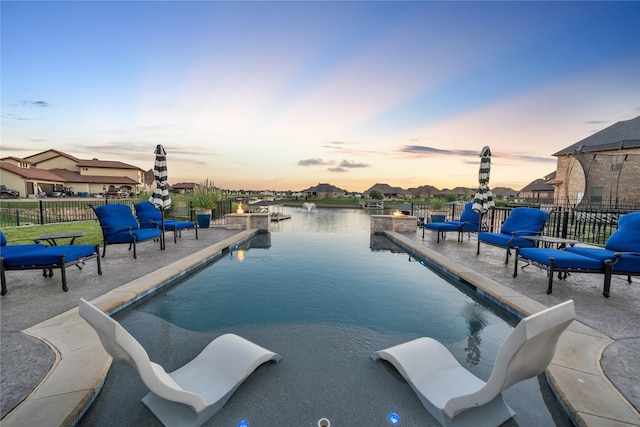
[0,225,638,426]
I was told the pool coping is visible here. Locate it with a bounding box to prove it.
[2,229,639,426]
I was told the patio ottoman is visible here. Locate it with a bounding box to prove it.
[1,244,102,294]
[514,247,611,296]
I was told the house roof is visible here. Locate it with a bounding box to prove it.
[24,149,80,163]
[76,159,141,170]
[519,171,556,192]
[172,182,197,190]
[303,183,345,193]
[0,162,65,181]
[21,149,141,170]
[520,178,554,192]
[0,162,138,185]
[365,183,409,194]
[553,116,640,156]
[0,156,34,164]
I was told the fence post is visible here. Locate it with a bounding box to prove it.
[15,209,20,226]
[561,208,570,239]
[39,200,44,225]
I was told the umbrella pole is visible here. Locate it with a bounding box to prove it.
[161,210,165,250]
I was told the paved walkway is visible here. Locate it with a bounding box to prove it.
[0,226,638,426]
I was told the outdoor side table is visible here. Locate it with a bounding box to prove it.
[34,232,86,246]
[520,235,580,249]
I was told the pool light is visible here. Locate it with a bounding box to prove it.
[237,420,249,427]
[388,412,400,424]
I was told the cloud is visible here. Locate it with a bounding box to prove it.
[399,145,477,157]
[328,167,348,173]
[322,141,383,156]
[2,113,31,121]
[401,144,555,165]
[509,154,556,163]
[339,159,369,168]
[20,100,50,107]
[298,158,334,166]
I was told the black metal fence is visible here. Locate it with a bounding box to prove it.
[0,199,233,228]
[410,201,639,247]
[1,198,637,246]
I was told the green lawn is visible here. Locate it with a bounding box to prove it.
[1,221,104,246]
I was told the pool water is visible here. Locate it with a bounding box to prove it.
[80,207,572,426]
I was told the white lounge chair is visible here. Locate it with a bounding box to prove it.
[371,300,575,427]
[79,298,282,427]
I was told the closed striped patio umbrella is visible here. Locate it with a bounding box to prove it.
[472,146,495,218]
[149,145,171,249]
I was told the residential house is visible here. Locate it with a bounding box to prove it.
[301,183,346,199]
[172,182,198,194]
[363,183,412,199]
[552,116,640,207]
[0,149,145,197]
[518,172,556,204]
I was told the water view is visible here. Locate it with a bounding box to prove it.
[80,207,571,426]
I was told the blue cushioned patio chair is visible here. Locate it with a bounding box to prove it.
[565,211,640,289]
[91,204,162,259]
[1,230,101,295]
[423,202,480,243]
[477,207,549,264]
[134,201,198,244]
[513,212,640,298]
[372,300,575,427]
[513,247,612,297]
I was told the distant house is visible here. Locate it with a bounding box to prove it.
[171,182,197,194]
[363,183,412,199]
[301,183,346,199]
[518,172,556,204]
[0,149,145,197]
[552,116,640,207]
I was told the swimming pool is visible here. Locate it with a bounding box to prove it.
[80,207,572,426]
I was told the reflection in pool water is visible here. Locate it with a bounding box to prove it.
[81,207,572,426]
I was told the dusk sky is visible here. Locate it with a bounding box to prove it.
[1,1,639,192]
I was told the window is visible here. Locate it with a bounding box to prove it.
[590,187,603,204]
[611,153,625,171]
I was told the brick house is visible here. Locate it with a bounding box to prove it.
[552,116,640,207]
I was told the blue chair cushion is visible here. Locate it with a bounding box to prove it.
[135,202,163,222]
[566,247,639,273]
[500,207,549,235]
[164,220,195,231]
[459,202,481,224]
[94,205,140,235]
[4,245,97,267]
[1,230,48,259]
[1,244,47,260]
[135,202,194,231]
[478,232,536,249]
[605,212,640,253]
[105,228,161,244]
[518,248,604,270]
[424,222,461,232]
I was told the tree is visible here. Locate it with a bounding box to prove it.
[370,190,383,200]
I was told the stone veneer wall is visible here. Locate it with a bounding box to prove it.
[225,213,271,231]
[370,215,417,233]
